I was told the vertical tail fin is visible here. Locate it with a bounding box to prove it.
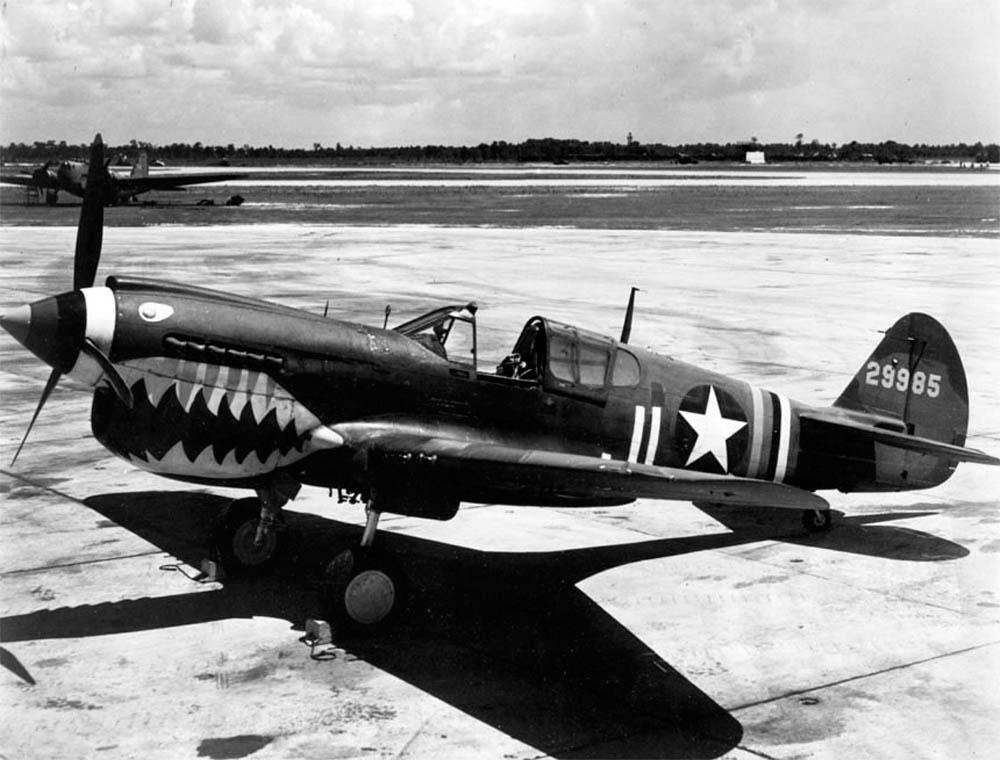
[836,313,969,445]
[833,313,970,489]
[130,152,149,179]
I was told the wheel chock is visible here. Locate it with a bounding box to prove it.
[201,558,226,582]
[304,618,332,645]
[301,619,337,660]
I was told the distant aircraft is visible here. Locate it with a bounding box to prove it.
[3,134,997,634]
[0,149,244,206]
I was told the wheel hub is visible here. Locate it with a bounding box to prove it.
[232,520,277,566]
[344,569,395,625]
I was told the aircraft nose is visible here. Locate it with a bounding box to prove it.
[0,292,86,372]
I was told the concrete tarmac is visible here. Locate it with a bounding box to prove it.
[1,224,998,759]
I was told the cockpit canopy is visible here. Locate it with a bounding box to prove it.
[393,302,478,368]
[396,304,642,397]
[499,316,642,399]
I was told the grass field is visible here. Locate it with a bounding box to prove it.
[2,165,998,237]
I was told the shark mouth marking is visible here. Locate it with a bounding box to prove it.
[92,357,340,479]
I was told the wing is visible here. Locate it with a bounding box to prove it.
[116,172,246,194]
[0,171,42,188]
[335,423,829,512]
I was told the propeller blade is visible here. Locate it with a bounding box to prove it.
[11,368,62,465]
[73,133,107,290]
[81,338,134,409]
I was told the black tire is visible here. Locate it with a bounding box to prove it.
[213,497,279,575]
[802,509,833,533]
[320,547,405,634]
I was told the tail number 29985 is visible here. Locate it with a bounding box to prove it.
[865,361,941,397]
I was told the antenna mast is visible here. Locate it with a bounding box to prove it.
[620,287,640,343]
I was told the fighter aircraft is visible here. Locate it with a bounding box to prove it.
[0,147,244,205]
[3,135,997,631]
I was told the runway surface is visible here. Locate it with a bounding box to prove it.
[1,213,999,758]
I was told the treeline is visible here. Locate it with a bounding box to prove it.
[2,137,997,165]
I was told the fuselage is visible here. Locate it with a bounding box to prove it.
[54,161,140,203]
[1,160,196,205]
[7,275,908,500]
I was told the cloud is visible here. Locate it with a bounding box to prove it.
[1,0,997,146]
[190,0,245,45]
[100,0,177,37]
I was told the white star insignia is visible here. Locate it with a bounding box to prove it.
[679,386,747,472]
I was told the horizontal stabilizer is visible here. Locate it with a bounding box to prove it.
[801,410,999,466]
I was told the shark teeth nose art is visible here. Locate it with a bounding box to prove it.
[94,357,337,479]
[137,360,292,427]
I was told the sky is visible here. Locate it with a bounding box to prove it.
[1,0,997,148]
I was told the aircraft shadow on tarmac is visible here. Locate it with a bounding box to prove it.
[0,491,969,759]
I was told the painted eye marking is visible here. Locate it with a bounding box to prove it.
[139,302,174,323]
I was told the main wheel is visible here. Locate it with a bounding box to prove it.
[321,548,405,633]
[802,509,833,533]
[213,497,280,574]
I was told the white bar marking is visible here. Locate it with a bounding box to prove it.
[644,406,662,465]
[627,405,646,463]
[774,393,792,482]
[747,384,765,477]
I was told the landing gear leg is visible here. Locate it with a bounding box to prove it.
[802,509,833,533]
[322,494,405,632]
[214,474,301,574]
[360,503,380,548]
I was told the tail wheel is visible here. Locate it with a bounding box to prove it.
[321,548,405,633]
[802,509,833,533]
[214,497,279,574]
